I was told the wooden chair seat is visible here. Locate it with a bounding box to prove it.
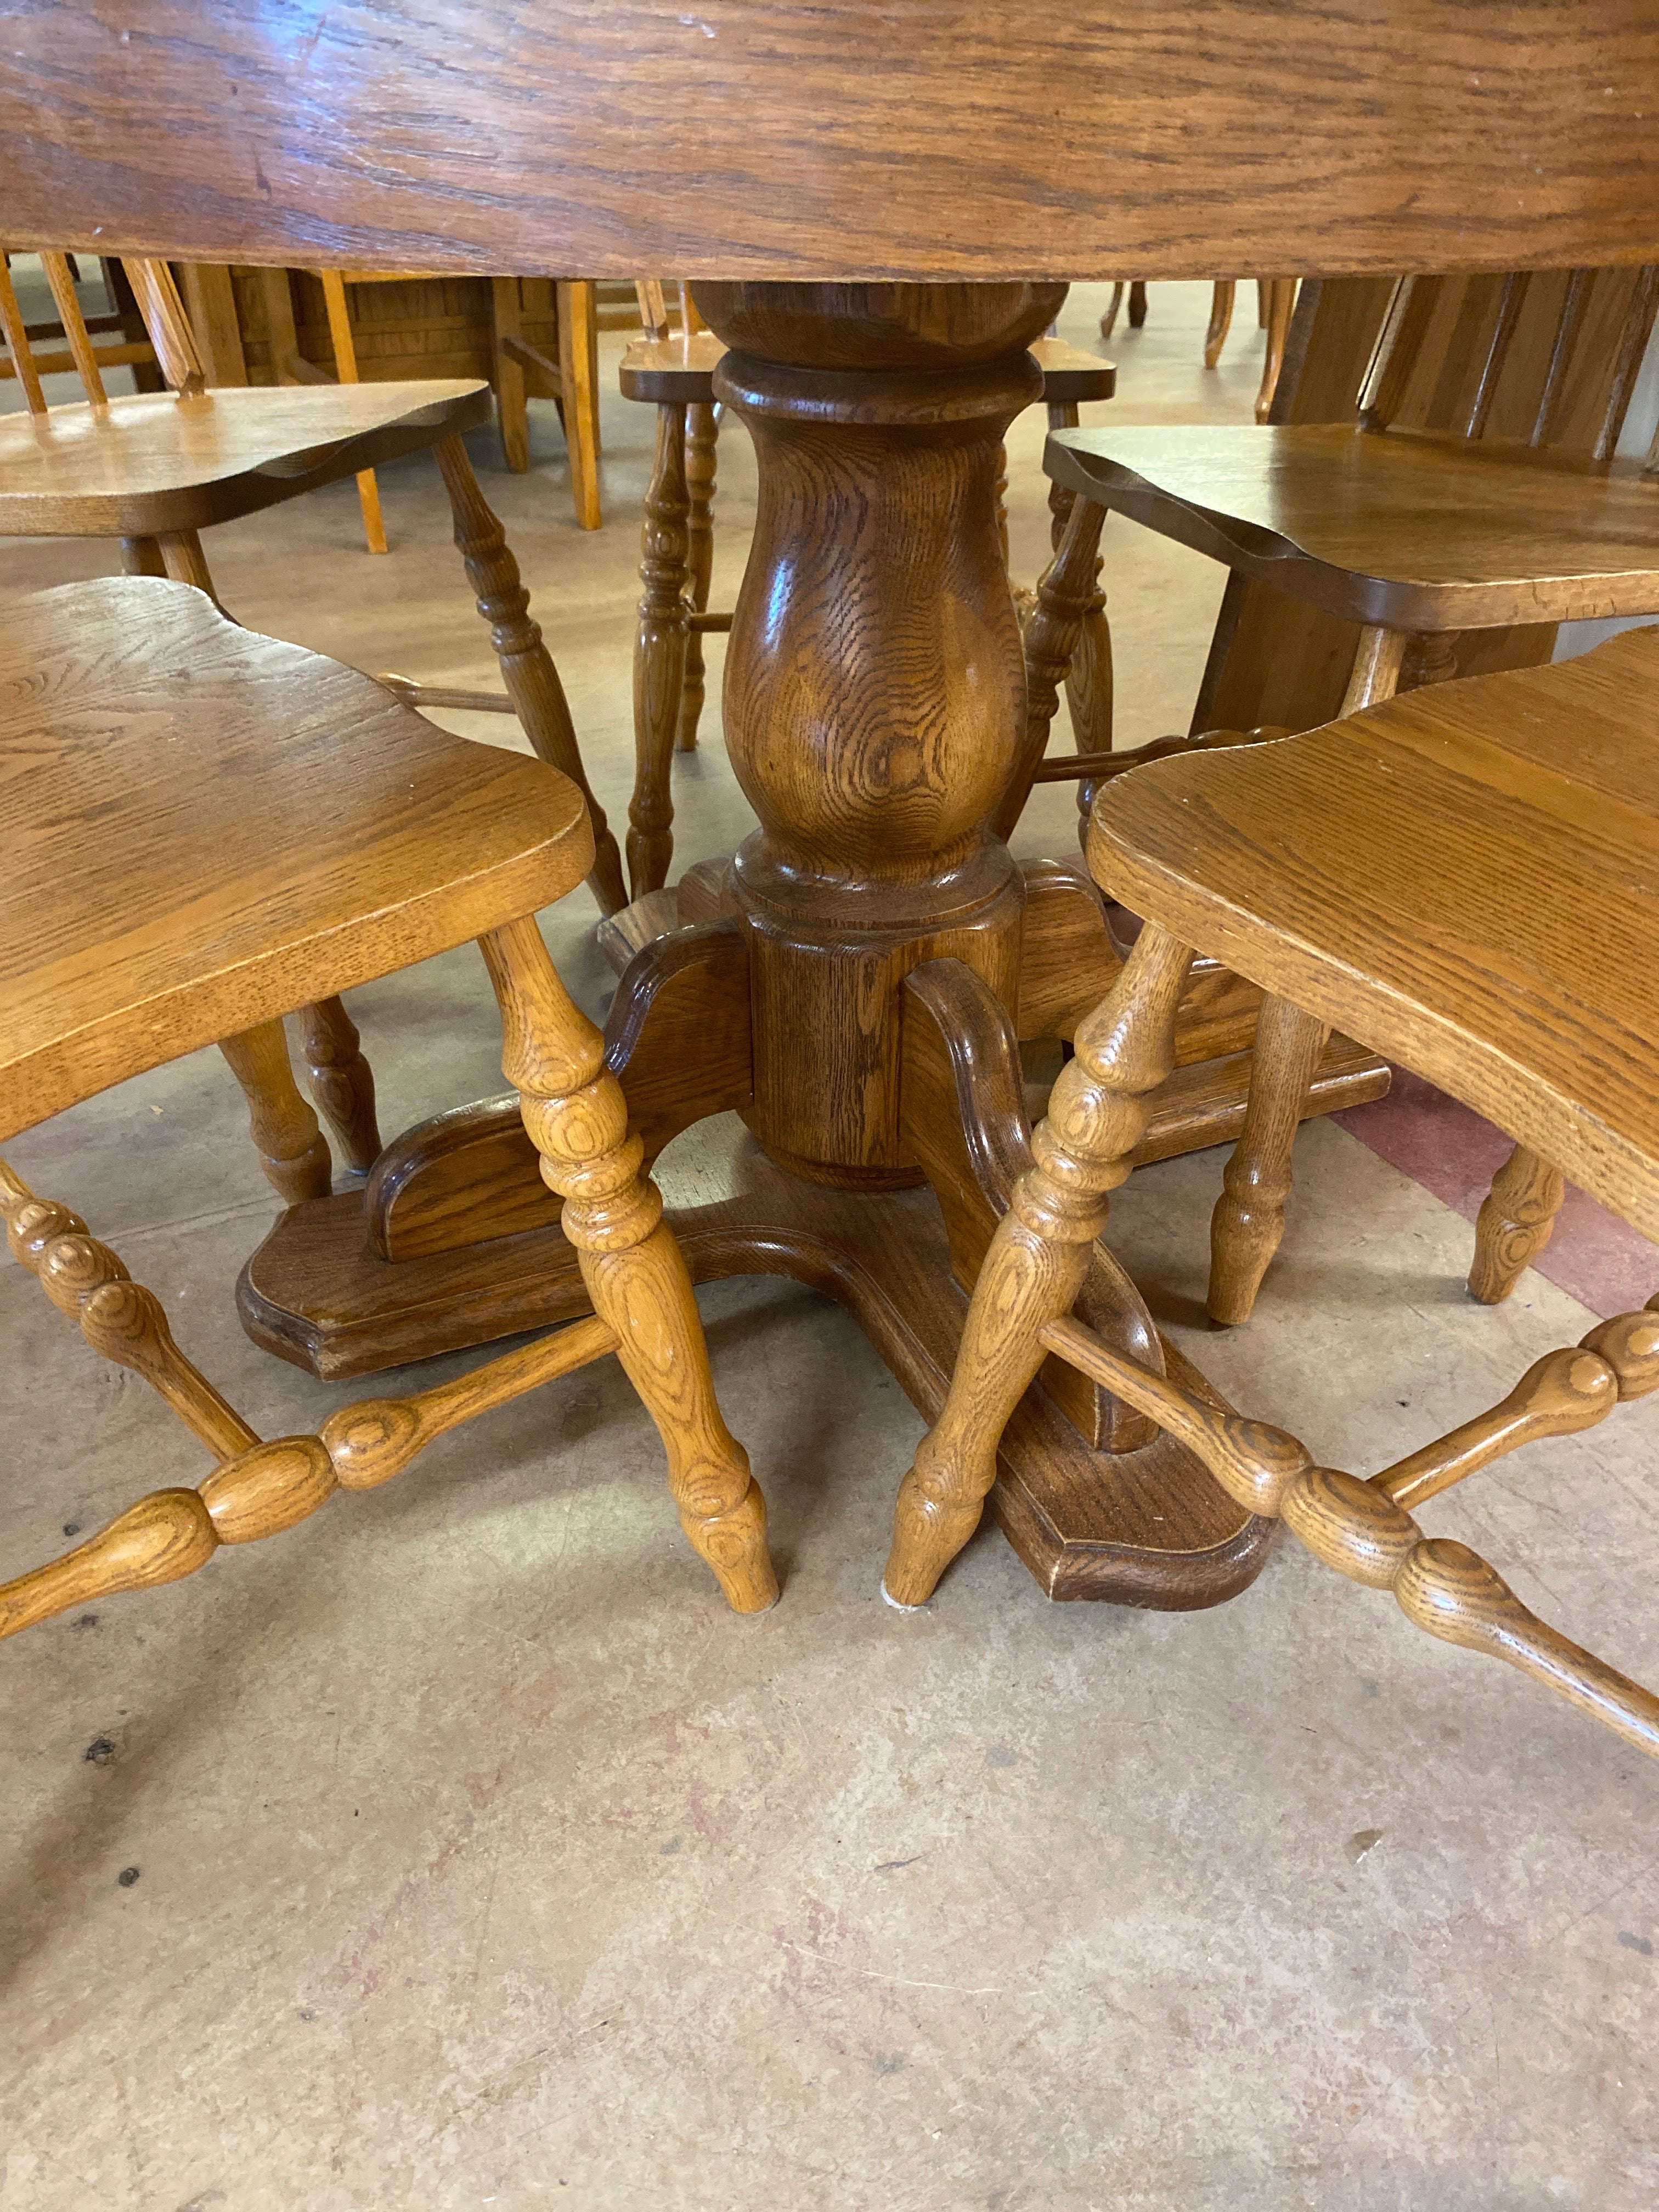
[0,379,490,537]
[0,576,589,1139]
[1085,624,1659,1240]
[0,574,778,1644]
[618,328,727,405]
[1026,335,1116,407]
[1049,421,1659,632]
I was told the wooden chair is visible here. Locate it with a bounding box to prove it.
[617,297,1117,902]
[1029,265,1659,1317]
[1100,278,1296,419]
[314,269,603,544]
[882,626,1659,1763]
[0,249,628,1177]
[0,252,163,398]
[0,574,776,1643]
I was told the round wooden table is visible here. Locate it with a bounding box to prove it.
[16,0,1655,1604]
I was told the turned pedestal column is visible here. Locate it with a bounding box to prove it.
[696,281,1066,1186]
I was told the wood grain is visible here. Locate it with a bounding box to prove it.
[6,5,1655,278]
[1047,423,1659,631]
[1086,625,1659,1243]
[0,380,492,538]
[0,576,591,1141]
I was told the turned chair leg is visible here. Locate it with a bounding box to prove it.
[432,433,628,917]
[677,399,719,754]
[218,1020,334,1204]
[1127,280,1148,329]
[995,492,1110,842]
[1207,996,1328,1325]
[1469,1142,1567,1305]
[297,997,382,1174]
[882,924,1194,1606]
[479,915,777,1612]
[1256,278,1297,422]
[1204,280,1236,369]
[628,400,691,899]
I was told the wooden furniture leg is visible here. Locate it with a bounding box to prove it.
[120,535,167,578]
[678,399,719,752]
[156,529,219,600]
[628,399,691,898]
[1205,622,1407,1319]
[556,279,602,530]
[1127,281,1148,329]
[883,923,1194,1605]
[297,996,382,1175]
[478,913,777,1611]
[1208,995,1329,1324]
[1204,280,1236,369]
[1040,399,1113,763]
[218,1020,335,1204]
[1098,282,1125,340]
[490,275,531,473]
[432,432,627,916]
[995,493,1110,840]
[319,269,388,553]
[1256,278,1297,421]
[1469,1141,1567,1305]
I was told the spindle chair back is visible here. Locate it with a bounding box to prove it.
[0,252,183,410]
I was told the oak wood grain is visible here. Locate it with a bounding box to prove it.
[0,576,591,1141]
[7,4,1655,278]
[1087,625,1659,1242]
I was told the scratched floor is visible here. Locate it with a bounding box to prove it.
[1,282,1656,2212]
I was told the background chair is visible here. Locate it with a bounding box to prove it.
[0,574,775,1641]
[0,249,628,1180]
[882,629,1659,1769]
[1027,264,1659,1316]
[1100,278,1297,419]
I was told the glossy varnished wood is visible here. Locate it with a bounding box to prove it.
[0,577,590,1139]
[1087,628,1659,1242]
[1047,424,1659,631]
[239,1110,1276,1609]
[8,5,1656,278]
[0,380,491,538]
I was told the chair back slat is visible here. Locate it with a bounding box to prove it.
[1357,274,1438,430]
[1462,271,1530,439]
[0,260,46,412]
[121,258,206,395]
[38,251,106,403]
[1529,266,1594,446]
[1358,263,1657,461]
[634,278,669,340]
[1595,265,1659,463]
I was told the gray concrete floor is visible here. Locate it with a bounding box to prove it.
[2,283,1656,2211]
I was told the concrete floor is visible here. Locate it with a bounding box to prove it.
[2,283,1657,2210]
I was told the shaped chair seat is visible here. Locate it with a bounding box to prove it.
[881,627,1659,1765]
[0,575,776,1643]
[0,377,493,537]
[1049,421,1659,631]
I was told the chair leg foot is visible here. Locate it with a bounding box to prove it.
[1208,996,1327,1325]
[1468,1143,1565,1304]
